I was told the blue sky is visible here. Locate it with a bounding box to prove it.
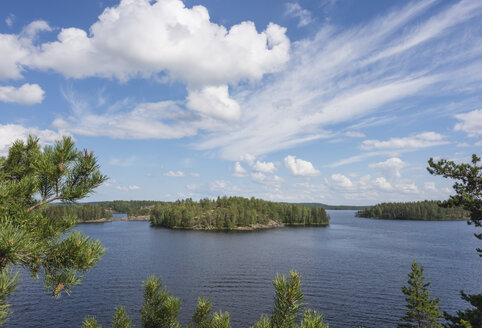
[0,0,481,205]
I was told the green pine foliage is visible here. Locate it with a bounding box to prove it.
[112,306,133,328]
[83,271,329,328]
[150,197,329,229]
[443,292,481,328]
[0,136,107,325]
[357,201,468,221]
[398,260,443,328]
[141,276,181,328]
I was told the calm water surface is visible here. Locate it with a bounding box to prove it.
[8,211,481,327]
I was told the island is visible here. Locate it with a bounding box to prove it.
[150,196,330,230]
[356,200,468,221]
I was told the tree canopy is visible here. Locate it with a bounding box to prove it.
[357,201,468,221]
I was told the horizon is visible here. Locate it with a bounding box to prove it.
[1,0,481,205]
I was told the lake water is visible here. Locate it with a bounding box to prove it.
[7,211,481,327]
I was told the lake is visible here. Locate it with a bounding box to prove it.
[7,211,481,327]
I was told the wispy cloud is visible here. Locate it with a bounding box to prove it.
[285,3,313,27]
[361,132,449,150]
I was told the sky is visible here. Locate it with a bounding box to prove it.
[0,0,481,205]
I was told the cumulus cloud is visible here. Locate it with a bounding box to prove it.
[0,83,44,105]
[252,160,276,173]
[285,2,313,27]
[368,157,407,179]
[373,177,393,191]
[19,0,289,121]
[186,85,240,121]
[424,182,437,192]
[454,109,482,137]
[330,174,353,188]
[0,124,65,156]
[284,155,320,177]
[239,153,256,166]
[232,161,247,177]
[361,132,449,150]
[164,170,185,177]
[251,172,284,186]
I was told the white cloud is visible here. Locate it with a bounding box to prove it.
[373,177,393,191]
[251,172,284,186]
[5,14,15,28]
[475,140,482,147]
[330,174,353,188]
[0,83,44,105]
[284,155,320,177]
[186,85,240,121]
[232,161,247,177]
[285,2,313,27]
[424,182,437,192]
[454,109,482,137]
[0,123,65,156]
[398,183,419,194]
[239,153,256,166]
[190,172,200,177]
[368,157,407,179]
[252,160,276,173]
[116,185,141,191]
[0,34,29,80]
[345,131,366,138]
[164,170,185,177]
[22,0,289,122]
[210,180,232,191]
[362,132,449,150]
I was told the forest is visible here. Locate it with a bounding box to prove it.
[42,203,113,222]
[150,196,330,229]
[356,200,469,221]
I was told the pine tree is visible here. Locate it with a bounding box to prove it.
[428,154,481,327]
[0,136,107,325]
[398,260,443,328]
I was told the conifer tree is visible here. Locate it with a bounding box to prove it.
[112,306,133,328]
[0,136,107,325]
[428,154,481,327]
[398,260,443,328]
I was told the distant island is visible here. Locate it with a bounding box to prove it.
[356,200,469,221]
[43,197,330,229]
[150,196,329,230]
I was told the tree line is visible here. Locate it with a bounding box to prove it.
[150,196,330,229]
[42,203,113,222]
[356,200,469,221]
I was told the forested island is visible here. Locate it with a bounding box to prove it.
[356,200,469,221]
[150,196,329,230]
[42,197,329,229]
